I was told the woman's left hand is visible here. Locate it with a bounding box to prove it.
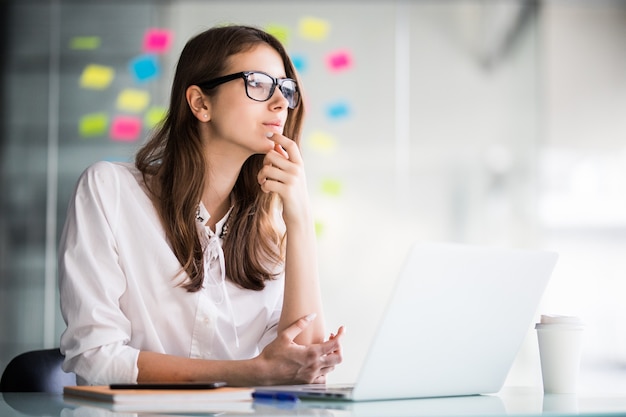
[257,134,310,226]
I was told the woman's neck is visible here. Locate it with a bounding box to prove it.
[202,152,244,232]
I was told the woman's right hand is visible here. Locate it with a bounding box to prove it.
[255,314,345,385]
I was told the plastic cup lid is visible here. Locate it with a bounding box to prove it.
[535,314,584,329]
[540,314,583,325]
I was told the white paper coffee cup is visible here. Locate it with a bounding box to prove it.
[535,315,584,394]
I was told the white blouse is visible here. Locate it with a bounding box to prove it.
[58,161,284,385]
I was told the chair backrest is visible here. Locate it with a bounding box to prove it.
[1,348,76,393]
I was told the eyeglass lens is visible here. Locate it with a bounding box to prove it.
[245,72,299,109]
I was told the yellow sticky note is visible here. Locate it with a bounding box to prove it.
[79,64,115,90]
[144,106,167,129]
[320,178,342,197]
[116,89,150,113]
[299,17,330,41]
[69,36,101,50]
[265,24,290,46]
[79,113,108,137]
[308,131,336,153]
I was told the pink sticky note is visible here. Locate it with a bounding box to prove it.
[110,116,142,141]
[143,28,173,54]
[326,49,353,73]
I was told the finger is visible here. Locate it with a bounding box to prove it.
[320,329,344,355]
[329,326,345,341]
[321,339,340,355]
[320,365,335,375]
[274,141,289,159]
[257,166,291,193]
[312,375,326,384]
[280,313,317,342]
[270,134,302,164]
[257,158,288,182]
[321,349,343,367]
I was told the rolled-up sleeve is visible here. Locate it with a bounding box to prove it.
[59,161,139,384]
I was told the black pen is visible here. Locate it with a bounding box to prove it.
[110,382,227,390]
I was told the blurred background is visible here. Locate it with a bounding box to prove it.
[1,0,625,390]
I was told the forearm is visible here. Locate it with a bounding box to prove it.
[137,351,267,386]
[279,216,325,345]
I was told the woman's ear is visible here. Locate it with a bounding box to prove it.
[186,85,211,122]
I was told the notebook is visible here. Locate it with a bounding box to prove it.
[254,242,558,401]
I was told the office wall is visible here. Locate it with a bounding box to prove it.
[1,0,625,387]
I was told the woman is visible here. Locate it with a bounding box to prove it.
[59,25,344,386]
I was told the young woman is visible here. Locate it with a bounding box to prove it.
[59,25,344,386]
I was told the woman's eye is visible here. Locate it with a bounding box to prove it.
[249,80,269,89]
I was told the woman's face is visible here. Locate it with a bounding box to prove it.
[205,43,291,158]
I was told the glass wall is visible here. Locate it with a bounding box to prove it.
[1,0,624,388]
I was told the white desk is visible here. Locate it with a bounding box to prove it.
[3,387,626,417]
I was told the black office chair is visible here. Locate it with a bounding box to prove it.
[0,348,76,393]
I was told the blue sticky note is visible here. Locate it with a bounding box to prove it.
[291,54,307,73]
[326,101,350,120]
[129,54,160,83]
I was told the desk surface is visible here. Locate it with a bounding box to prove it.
[3,387,626,417]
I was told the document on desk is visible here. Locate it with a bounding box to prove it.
[63,385,253,413]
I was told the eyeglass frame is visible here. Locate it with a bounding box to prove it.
[196,71,300,109]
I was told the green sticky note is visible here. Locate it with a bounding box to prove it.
[320,178,342,197]
[79,113,108,137]
[69,36,101,50]
[265,24,290,46]
[144,106,167,129]
[314,220,324,237]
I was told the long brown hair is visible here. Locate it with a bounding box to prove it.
[136,25,305,292]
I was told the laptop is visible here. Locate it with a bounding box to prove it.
[254,242,558,402]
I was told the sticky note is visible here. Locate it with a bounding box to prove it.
[314,220,324,237]
[79,113,108,137]
[110,116,142,141]
[116,89,150,113]
[320,178,342,196]
[308,131,336,153]
[129,55,160,83]
[299,17,330,41]
[326,101,350,120]
[144,106,167,129]
[69,36,101,50]
[265,24,290,46]
[291,54,307,73]
[143,28,173,54]
[79,64,114,90]
[326,49,353,72]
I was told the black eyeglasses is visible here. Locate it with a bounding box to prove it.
[198,71,300,109]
